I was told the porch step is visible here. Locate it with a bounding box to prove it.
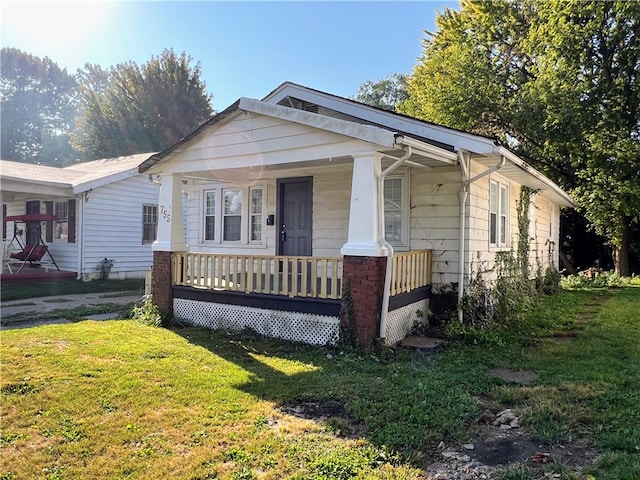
[400,335,445,350]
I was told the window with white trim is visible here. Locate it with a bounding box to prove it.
[250,187,263,242]
[490,179,509,247]
[142,204,158,244]
[202,186,264,244]
[384,174,408,248]
[54,201,68,241]
[223,188,242,242]
[204,191,216,241]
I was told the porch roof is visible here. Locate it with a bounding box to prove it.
[0,153,154,200]
[137,82,573,208]
[138,97,459,174]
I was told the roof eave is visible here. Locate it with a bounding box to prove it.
[496,147,575,208]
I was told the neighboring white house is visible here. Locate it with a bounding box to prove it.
[140,82,574,347]
[1,153,159,280]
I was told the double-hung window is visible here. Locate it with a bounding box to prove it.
[490,179,509,247]
[250,187,263,242]
[54,201,68,241]
[204,191,216,241]
[202,186,264,244]
[142,204,158,244]
[383,174,408,249]
[223,188,242,242]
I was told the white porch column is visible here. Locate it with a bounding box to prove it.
[341,152,386,257]
[153,173,188,252]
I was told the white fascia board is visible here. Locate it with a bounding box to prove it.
[496,146,575,207]
[395,135,458,165]
[263,83,498,154]
[72,168,139,194]
[238,97,399,149]
[1,179,73,197]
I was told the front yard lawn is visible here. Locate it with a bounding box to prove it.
[1,287,638,479]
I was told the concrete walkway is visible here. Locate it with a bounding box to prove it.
[0,291,144,329]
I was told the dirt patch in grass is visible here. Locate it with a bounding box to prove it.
[279,400,364,438]
[469,428,599,468]
[425,410,601,479]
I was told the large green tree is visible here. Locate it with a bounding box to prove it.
[1,48,78,166]
[72,49,214,159]
[400,0,639,276]
[353,73,409,111]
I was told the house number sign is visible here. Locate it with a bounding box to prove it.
[160,205,171,223]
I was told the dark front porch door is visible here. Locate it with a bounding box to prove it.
[277,177,312,256]
[25,201,40,245]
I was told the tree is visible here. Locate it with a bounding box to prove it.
[353,73,409,111]
[400,0,640,276]
[0,48,78,166]
[72,49,214,159]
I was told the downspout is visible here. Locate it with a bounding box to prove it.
[76,192,85,280]
[457,153,506,323]
[378,145,412,341]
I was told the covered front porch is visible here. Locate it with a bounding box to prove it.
[140,96,458,347]
[165,250,432,345]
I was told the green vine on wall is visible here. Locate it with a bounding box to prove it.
[516,186,536,281]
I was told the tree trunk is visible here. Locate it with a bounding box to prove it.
[613,217,630,277]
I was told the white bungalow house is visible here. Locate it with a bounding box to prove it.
[1,153,159,281]
[140,82,574,347]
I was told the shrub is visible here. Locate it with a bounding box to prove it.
[131,295,162,327]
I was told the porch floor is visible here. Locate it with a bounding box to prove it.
[1,264,76,285]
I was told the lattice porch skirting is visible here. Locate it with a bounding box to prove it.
[173,297,340,345]
[384,298,430,345]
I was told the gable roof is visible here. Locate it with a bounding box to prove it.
[263,81,500,154]
[139,82,573,207]
[1,153,155,196]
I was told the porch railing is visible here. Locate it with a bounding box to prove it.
[389,249,433,296]
[172,253,343,300]
[171,249,432,300]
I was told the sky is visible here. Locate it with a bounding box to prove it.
[1,1,459,111]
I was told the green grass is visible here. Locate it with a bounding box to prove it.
[0,278,145,302]
[1,287,639,479]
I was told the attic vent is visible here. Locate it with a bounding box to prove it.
[278,97,320,114]
[302,101,319,114]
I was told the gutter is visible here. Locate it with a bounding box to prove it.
[378,145,412,341]
[457,152,505,323]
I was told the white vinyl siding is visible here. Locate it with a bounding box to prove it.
[409,167,461,285]
[80,176,159,279]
